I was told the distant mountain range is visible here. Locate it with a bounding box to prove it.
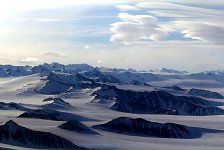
[1,63,224,84]
[1,62,224,117]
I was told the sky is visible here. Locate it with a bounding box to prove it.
[0,0,223,72]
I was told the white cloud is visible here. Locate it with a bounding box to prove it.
[7,18,80,23]
[136,0,224,7]
[116,5,139,11]
[97,60,102,63]
[179,22,224,45]
[0,57,18,60]
[42,52,65,57]
[136,2,223,16]
[19,57,41,63]
[111,1,224,45]
[139,2,224,45]
[110,13,168,44]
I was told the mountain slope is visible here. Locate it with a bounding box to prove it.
[92,85,224,116]
[92,117,200,139]
[31,73,95,94]
[188,88,224,99]
[0,120,87,149]
[0,67,8,77]
[18,109,91,121]
[0,102,30,111]
[58,120,98,134]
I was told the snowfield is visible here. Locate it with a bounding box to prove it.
[0,63,224,150]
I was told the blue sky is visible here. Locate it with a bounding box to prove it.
[0,0,223,72]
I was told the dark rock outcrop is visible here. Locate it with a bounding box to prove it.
[92,85,224,116]
[18,109,90,121]
[92,117,200,139]
[58,120,98,134]
[0,102,30,111]
[0,120,87,149]
[188,88,224,99]
[163,85,186,91]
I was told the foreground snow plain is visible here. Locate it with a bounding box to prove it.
[0,73,224,150]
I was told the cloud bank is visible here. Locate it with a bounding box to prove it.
[111,1,224,45]
[110,13,167,44]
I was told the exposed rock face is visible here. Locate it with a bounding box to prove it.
[188,88,224,99]
[92,117,200,139]
[58,120,98,134]
[92,85,224,116]
[0,102,30,111]
[0,120,87,149]
[163,85,186,91]
[18,109,90,121]
[160,68,187,74]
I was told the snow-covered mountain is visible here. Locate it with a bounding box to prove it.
[0,67,8,77]
[190,71,224,83]
[30,72,95,94]
[31,64,52,75]
[98,67,137,73]
[102,71,164,84]
[1,63,223,84]
[92,85,224,115]
[42,97,74,110]
[1,63,224,149]
[160,68,188,74]
[64,64,95,73]
[7,67,32,77]
[0,120,86,149]
[0,65,32,77]
[92,117,200,139]
[81,68,121,83]
[43,62,65,72]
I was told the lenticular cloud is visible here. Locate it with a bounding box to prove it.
[111,1,224,45]
[110,13,167,44]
